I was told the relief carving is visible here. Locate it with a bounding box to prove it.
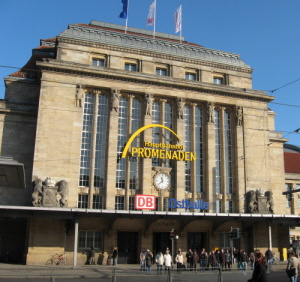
[246,189,274,214]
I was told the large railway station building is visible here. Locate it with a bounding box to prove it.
[0,20,299,265]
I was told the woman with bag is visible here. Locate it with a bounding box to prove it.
[286,251,300,282]
[248,252,268,282]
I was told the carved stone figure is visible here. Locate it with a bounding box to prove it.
[111,89,120,112]
[31,178,69,208]
[145,93,153,116]
[75,85,84,107]
[248,190,258,213]
[207,103,215,123]
[57,180,69,207]
[32,179,43,207]
[236,106,243,126]
[247,189,274,214]
[177,98,184,119]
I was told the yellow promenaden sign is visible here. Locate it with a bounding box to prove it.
[121,124,196,161]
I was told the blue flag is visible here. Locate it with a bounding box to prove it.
[119,0,128,19]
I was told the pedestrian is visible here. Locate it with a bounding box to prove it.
[155,251,164,274]
[286,251,300,282]
[192,250,199,271]
[240,250,248,275]
[249,252,268,282]
[186,248,193,271]
[265,248,273,272]
[250,250,255,270]
[140,248,146,271]
[215,249,220,268]
[164,251,172,273]
[112,247,118,266]
[199,248,208,271]
[145,249,153,274]
[175,250,184,271]
[89,247,95,265]
[225,249,232,271]
[219,248,226,271]
[209,250,217,270]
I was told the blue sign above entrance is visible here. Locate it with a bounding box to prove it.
[168,198,209,210]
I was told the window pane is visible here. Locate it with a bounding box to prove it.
[186,73,196,80]
[214,77,223,85]
[184,105,191,192]
[156,68,167,76]
[92,59,104,67]
[125,63,137,71]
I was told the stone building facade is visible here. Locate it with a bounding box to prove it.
[0,20,296,265]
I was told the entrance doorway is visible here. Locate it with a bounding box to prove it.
[117,231,138,264]
[187,232,207,253]
[153,232,172,256]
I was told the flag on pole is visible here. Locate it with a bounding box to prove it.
[119,0,128,19]
[174,5,182,33]
[146,1,156,26]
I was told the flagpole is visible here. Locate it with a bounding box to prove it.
[153,0,156,38]
[125,0,130,34]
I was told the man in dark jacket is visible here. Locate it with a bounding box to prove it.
[186,249,193,271]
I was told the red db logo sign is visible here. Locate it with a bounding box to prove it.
[135,195,156,210]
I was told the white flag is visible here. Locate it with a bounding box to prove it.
[174,5,182,33]
[147,1,156,26]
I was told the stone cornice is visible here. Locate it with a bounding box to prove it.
[57,35,252,74]
[36,60,273,103]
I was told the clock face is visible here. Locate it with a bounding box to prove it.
[154,173,170,190]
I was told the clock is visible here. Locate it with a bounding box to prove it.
[154,173,170,190]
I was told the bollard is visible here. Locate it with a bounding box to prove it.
[167,267,172,282]
[218,267,223,282]
[111,267,116,282]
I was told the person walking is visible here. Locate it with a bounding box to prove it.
[286,251,300,282]
[249,252,268,282]
[240,250,248,275]
[265,248,273,272]
[145,249,153,274]
[250,250,255,270]
[112,247,118,266]
[155,251,164,274]
[175,250,184,271]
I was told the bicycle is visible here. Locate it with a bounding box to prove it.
[272,257,279,265]
[46,254,65,265]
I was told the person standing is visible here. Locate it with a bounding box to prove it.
[112,247,118,266]
[140,248,146,271]
[250,252,268,282]
[89,247,96,265]
[199,248,208,271]
[287,251,300,282]
[175,250,184,271]
[192,250,199,271]
[186,249,193,271]
[250,250,255,270]
[164,251,172,273]
[219,249,226,271]
[145,249,153,274]
[209,250,217,270]
[225,249,232,271]
[155,251,164,274]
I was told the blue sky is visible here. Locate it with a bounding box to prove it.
[0,0,299,145]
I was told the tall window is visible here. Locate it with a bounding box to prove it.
[216,200,222,213]
[115,196,125,210]
[78,194,88,208]
[214,109,221,194]
[79,93,109,189]
[93,195,103,209]
[115,97,142,191]
[195,106,204,193]
[224,110,233,194]
[226,200,233,213]
[116,97,129,189]
[163,102,174,167]
[184,105,192,192]
[219,233,230,248]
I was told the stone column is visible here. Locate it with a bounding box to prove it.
[105,89,120,209]
[206,102,216,213]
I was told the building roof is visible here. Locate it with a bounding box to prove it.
[284,152,300,174]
